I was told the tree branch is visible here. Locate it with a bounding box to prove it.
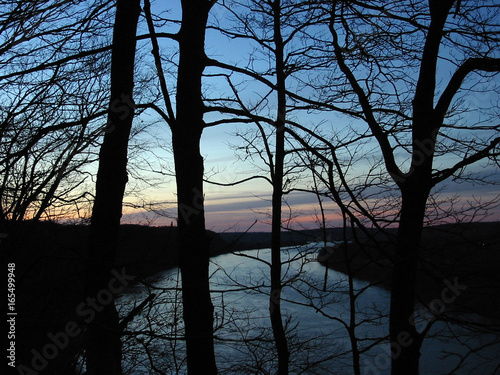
[435,57,500,119]
[0,33,178,81]
[143,0,176,127]
[328,3,402,183]
[432,136,500,185]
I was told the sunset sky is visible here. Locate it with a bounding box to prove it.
[118,1,500,233]
[120,117,500,232]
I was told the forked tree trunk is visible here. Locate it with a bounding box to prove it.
[85,1,140,374]
[173,0,217,373]
[389,3,454,373]
[390,151,433,375]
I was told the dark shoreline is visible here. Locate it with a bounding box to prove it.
[316,222,500,322]
[3,220,499,372]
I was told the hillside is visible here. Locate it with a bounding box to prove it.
[219,227,358,250]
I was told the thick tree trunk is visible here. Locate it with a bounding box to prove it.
[390,114,436,375]
[389,4,453,372]
[389,181,429,375]
[85,1,140,374]
[174,1,217,373]
[172,131,217,375]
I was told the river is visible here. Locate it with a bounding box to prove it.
[118,243,499,374]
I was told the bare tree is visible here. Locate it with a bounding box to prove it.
[0,0,116,228]
[3,0,499,374]
[307,1,500,373]
[142,0,219,372]
[204,1,341,372]
[269,0,290,372]
[0,0,160,230]
[84,0,141,373]
[204,1,499,374]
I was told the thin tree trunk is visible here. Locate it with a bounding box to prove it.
[174,1,217,373]
[269,0,289,373]
[343,218,361,375]
[270,130,289,375]
[85,1,140,374]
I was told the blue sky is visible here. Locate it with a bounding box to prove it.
[122,112,500,232]
[120,0,500,232]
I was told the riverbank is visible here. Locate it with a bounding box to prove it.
[317,221,500,321]
[3,221,231,373]
[5,220,499,372]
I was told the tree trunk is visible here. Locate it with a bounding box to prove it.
[389,4,453,372]
[270,130,289,374]
[269,0,290,373]
[85,1,140,374]
[174,1,217,373]
[389,182,429,375]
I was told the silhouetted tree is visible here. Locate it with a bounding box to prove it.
[268,0,290,372]
[85,0,141,373]
[143,0,218,372]
[204,1,338,372]
[0,0,115,228]
[318,1,500,374]
[206,1,499,374]
[173,1,218,373]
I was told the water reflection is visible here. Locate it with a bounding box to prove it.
[118,244,499,374]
